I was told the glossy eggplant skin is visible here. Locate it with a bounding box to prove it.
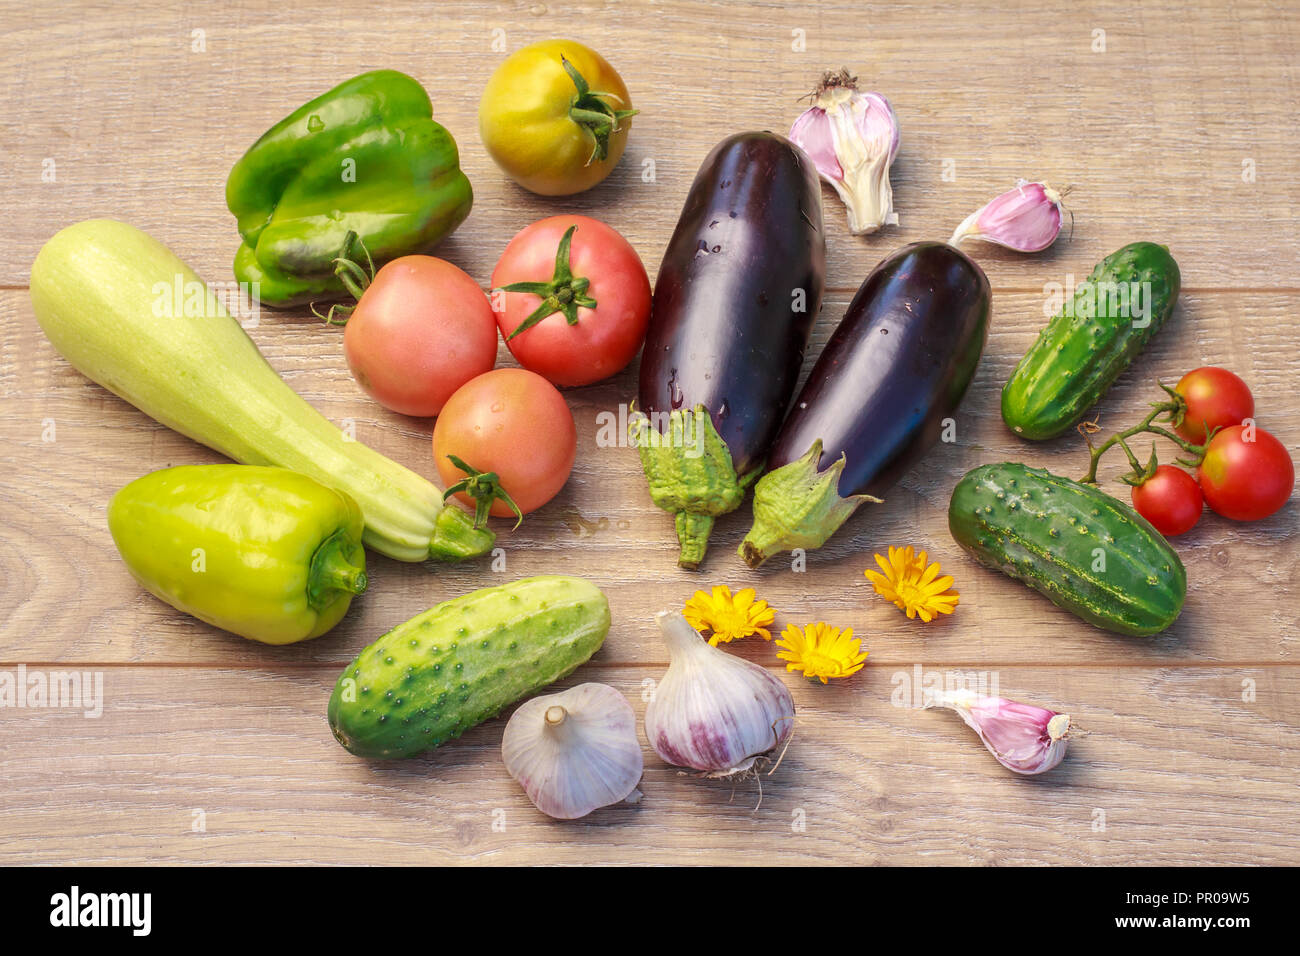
[768,241,991,497]
[638,131,825,478]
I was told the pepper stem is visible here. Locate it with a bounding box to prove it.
[496,224,598,339]
[561,55,638,165]
[441,455,524,530]
[307,530,368,611]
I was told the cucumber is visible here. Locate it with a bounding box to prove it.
[29,219,492,563]
[1002,242,1180,440]
[948,463,1185,636]
[328,576,610,758]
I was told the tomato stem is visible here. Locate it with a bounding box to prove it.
[310,231,376,325]
[1078,384,1210,485]
[561,55,637,165]
[496,224,598,339]
[441,455,525,530]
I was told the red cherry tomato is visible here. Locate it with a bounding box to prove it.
[491,215,651,387]
[1174,367,1254,443]
[343,256,497,417]
[1130,465,1203,536]
[1197,424,1294,521]
[432,368,577,518]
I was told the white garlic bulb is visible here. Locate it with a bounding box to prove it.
[502,682,643,820]
[644,610,795,776]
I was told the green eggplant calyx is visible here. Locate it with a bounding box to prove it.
[310,231,376,325]
[428,505,498,562]
[561,55,638,165]
[739,439,881,569]
[308,529,369,610]
[674,512,715,571]
[629,403,747,570]
[497,224,598,339]
[441,455,524,530]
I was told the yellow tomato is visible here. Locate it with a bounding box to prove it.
[479,39,635,196]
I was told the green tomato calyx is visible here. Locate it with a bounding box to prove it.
[310,230,376,326]
[561,55,637,165]
[496,224,598,339]
[441,455,525,530]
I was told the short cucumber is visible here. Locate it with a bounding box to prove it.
[1002,242,1180,440]
[948,463,1185,636]
[328,576,610,758]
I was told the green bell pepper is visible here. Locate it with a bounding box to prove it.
[227,69,472,307]
[107,465,368,644]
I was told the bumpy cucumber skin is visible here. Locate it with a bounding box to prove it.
[328,576,610,758]
[948,463,1185,636]
[1002,242,1180,440]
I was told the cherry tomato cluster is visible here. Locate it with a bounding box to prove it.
[1129,368,1294,535]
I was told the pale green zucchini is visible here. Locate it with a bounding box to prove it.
[29,219,491,563]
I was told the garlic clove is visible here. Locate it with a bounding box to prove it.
[789,70,900,235]
[502,682,643,820]
[949,180,1065,252]
[644,610,795,776]
[927,688,1071,775]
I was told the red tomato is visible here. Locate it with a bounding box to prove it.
[343,256,497,417]
[433,368,577,517]
[1197,424,1294,521]
[1130,465,1203,536]
[491,215,651,387]
[1174,367,1254,443]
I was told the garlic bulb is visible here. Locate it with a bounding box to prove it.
[949,181,1066,253]
[927,688,1071,775]
[645,610,795,776]
[502,682,643,820]
[789,69,900,235]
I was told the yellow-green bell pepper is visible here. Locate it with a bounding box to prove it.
[226,69,473,307]
[107,465,368,644]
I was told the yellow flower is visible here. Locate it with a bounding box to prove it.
[776,622,868,684]
[682,585,776,645]
[864,545,960,623]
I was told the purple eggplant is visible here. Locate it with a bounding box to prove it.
[740,241,990,567]
[631,131,825,569]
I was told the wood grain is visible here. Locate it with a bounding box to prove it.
[1,667,1295,865]
[1,0,1297,866]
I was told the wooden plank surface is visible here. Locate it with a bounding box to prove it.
[1,0,1297,865]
